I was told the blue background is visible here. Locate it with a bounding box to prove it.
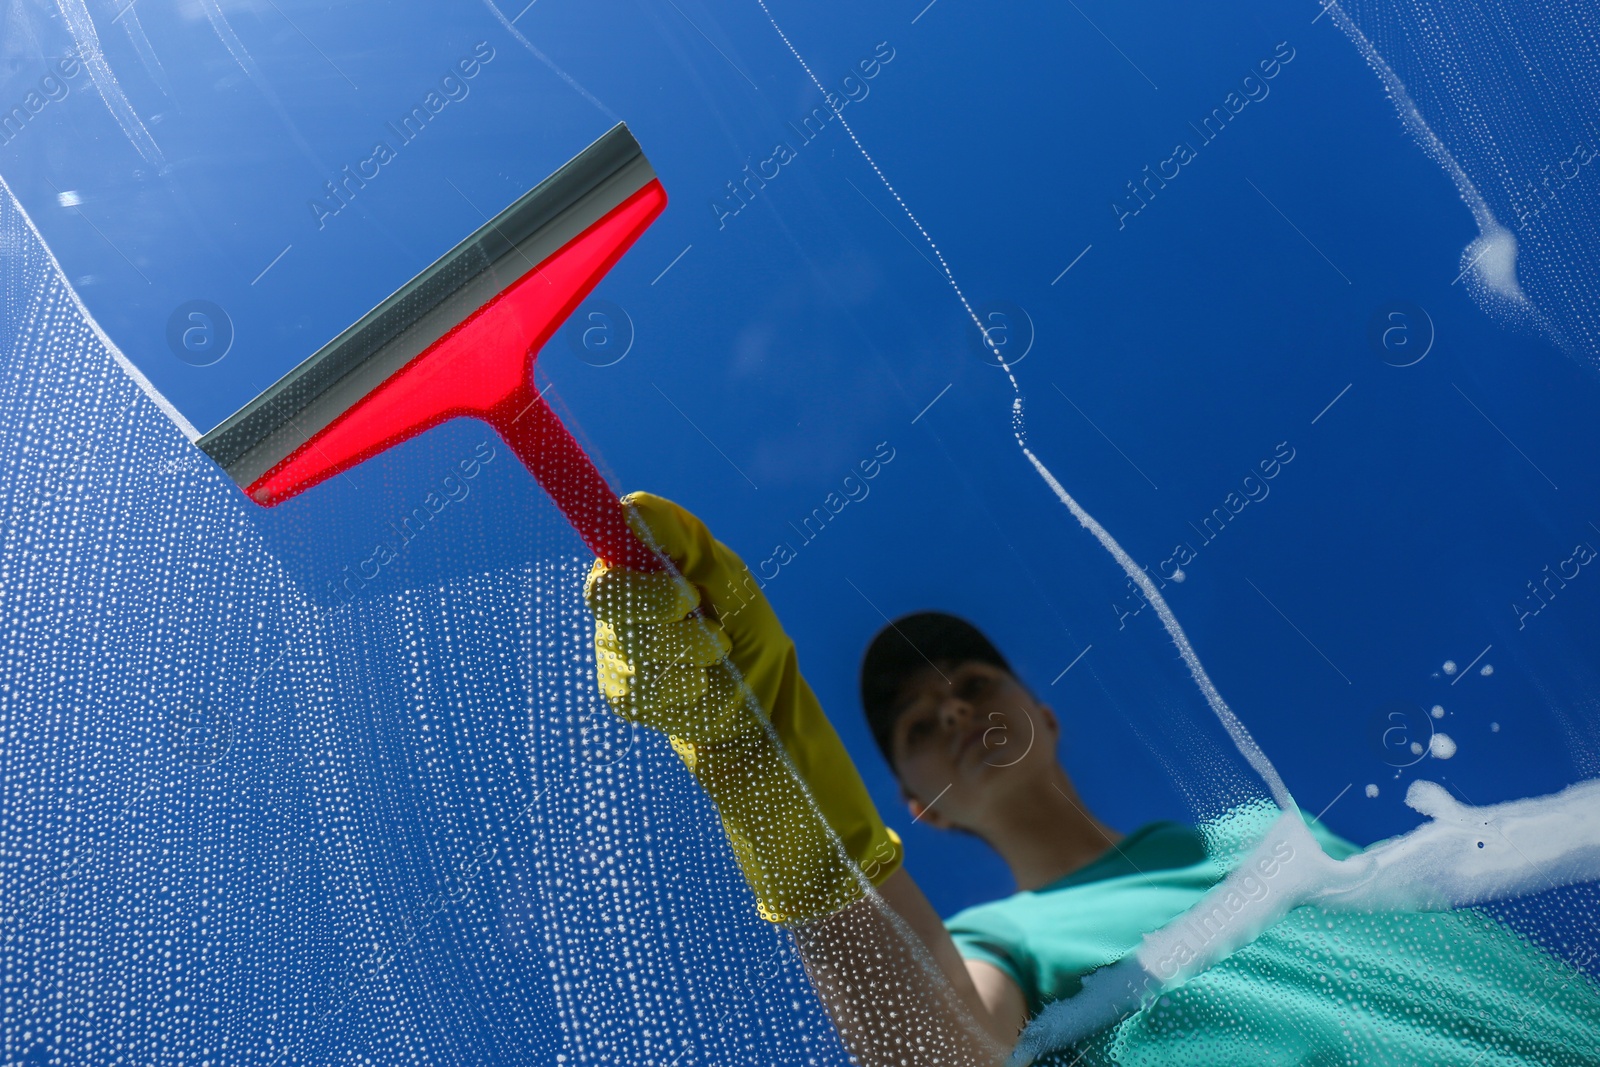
[5,0,1598,927]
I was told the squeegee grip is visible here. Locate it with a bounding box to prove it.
[490,387,664,572]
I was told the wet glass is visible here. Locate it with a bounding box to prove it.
[2,0,1598,1064]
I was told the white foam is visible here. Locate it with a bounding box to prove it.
[1017,448,1298,813]
[1429,732,1457,759]
[1012,777,1600,1063]
[744,13,1596,1065]
[1463,225,1527,303]
[750,0,1300,822]
[1321,4,1528,313]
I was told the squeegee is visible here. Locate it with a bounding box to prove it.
[194,123,665,572]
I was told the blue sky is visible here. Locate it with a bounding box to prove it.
[5,0,1599,925]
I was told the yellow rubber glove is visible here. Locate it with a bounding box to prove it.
[585,491,903,924]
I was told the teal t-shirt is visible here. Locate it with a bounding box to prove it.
[946,817,1600,1065]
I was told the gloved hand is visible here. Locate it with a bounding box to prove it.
[585,491,903,924]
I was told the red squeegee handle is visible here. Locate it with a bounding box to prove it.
[489,388,664,573]
[239,161,670,575]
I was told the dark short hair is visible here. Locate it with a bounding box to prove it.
[859,612,1013,774]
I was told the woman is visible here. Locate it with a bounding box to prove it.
[587,491,1600,1066]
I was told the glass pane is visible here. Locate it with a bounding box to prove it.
[2,0,1597,1064]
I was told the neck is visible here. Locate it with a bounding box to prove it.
[977,767,1124,892]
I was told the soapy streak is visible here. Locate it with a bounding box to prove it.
[711,41,897,231]
[1012,776,1600,1061]
[745,6,1600,1061]
[53,0,164,166]
[748,0,1298,814]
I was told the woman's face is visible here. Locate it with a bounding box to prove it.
[888,660,1058,833]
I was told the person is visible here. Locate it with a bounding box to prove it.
[586,492,1600,1066]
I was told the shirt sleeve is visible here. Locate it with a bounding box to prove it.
[945,906,1036,1010]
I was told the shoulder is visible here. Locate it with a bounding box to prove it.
[944,890,1038,1013]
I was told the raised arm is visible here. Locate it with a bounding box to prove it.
[584,492,1015,1064]
[876,866,1030,1042]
